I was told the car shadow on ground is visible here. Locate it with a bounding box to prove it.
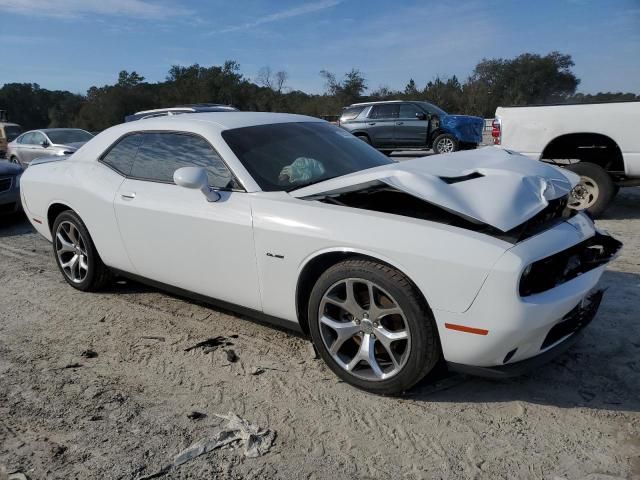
[410,268,640,413]
[0,212,34,238]
[599,187,640,220]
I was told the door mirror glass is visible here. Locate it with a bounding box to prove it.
[173,166,220,202]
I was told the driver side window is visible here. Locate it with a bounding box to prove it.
[30,132,46,146]
[130,132,241,190]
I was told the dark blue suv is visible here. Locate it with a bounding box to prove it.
[338,100,484,154]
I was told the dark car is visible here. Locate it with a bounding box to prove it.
[0,161,23,215]
[125,103,238,122]
[338,100,484,154]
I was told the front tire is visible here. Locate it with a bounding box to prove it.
[52,210,111,291]
[565,162,615,217]
[308,259,440,395]
[9,156,22,167]
[433,134,458,154]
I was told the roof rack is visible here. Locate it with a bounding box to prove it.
[125,104,238,122]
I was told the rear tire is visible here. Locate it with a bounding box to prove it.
[308,259,440,395]
[356,134,371,145]
[433,134,458,154]
[52,210,111,291]
[9,156,22,167]
[565,162,615,217]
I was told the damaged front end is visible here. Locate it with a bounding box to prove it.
[317,183,579,244]
[292,148,584,244]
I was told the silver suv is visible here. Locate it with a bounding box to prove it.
[338,100,484,154]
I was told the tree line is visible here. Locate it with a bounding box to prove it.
[1,51,637,131]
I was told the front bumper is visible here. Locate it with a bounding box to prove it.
[434,213,620,369]
[447,289,603,378]
[0,176,21,215]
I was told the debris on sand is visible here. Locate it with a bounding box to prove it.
[6,472,30,480]
[80,349,98,359]
[249,365,288,375]
[187,411,207,420]
[184,336,235,353]
[137,413,274,479]
[141,336,165,342]
[62,363,83,369]
[225,349,239,363]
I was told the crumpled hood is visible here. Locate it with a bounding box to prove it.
[291,147,579,232]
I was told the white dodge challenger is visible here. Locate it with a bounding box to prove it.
[20,112,621,394]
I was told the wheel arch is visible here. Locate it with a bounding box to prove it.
[352,131,372,142]
[295,249,433,336]
[47,202,75,233]
[541,132,624,172]
[428,127,450,145]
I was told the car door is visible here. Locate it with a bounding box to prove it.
[15,132,34,163]
[366,104,399,147]
[113,131,262,310]
[21,131,48,164]
[394,103,429,147]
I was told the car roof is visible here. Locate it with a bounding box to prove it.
[119,111,322,131]
[39,128,89,133]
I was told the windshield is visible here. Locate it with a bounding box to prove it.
[416,102,447,116]
[45,129,93,145]
[222,122,393,192]
[4,126,22,142]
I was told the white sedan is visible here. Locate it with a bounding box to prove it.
[19,112,621,394]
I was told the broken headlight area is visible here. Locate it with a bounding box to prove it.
[519,233,622,296]
[318,185,577,244]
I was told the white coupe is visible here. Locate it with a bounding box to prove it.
[20,112,621,394]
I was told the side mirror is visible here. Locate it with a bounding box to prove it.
[41,140,50,148]
[415,112,427,120]
[173,166,220,202]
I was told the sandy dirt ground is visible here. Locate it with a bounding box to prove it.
[0,189,639,480]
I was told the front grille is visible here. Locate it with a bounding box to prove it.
[0,177,12,193]
[541,290,603,349]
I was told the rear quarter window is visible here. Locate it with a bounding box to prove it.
[101,134,144,176]
[340,106,365,122]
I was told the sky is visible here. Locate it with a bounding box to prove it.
[0,0,639,96]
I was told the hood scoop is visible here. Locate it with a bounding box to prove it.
[291,147,579,232]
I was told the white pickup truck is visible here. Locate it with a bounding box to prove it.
[492,101,640,215]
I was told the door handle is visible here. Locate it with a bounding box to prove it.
[368,122,376,125]
[120,192,136,199]
[396,121,404,125]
